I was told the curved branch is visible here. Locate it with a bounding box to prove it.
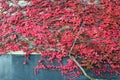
[69,54,106,80]
[68,21,106,80]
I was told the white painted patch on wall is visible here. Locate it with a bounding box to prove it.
[8,51,41,55]
[8,0,30,7]
[82,0,99,5]
[18,0,30,7]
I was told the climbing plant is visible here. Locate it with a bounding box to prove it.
[0,0,120,80]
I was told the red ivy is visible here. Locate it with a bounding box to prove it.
[0,0,120,79]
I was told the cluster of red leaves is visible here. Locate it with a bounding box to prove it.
[0,0,120,79]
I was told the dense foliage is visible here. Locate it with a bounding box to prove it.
[0,0,120,79]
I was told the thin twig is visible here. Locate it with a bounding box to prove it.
[69,55,107,80]
[68,21,106,80]
[69,55,96,80]
[68,20,84,56]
